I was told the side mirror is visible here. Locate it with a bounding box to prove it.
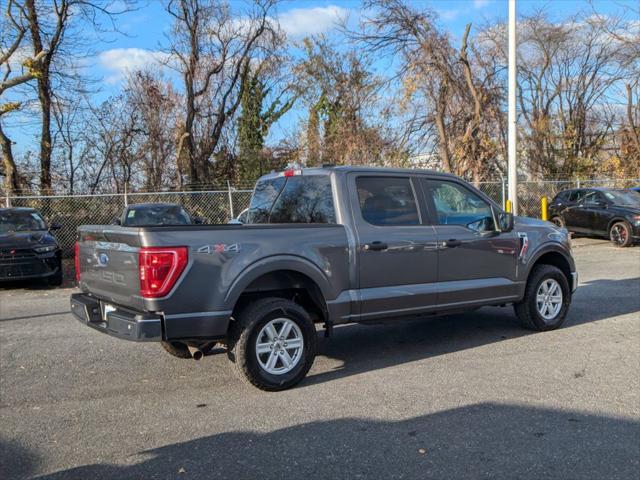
[498,211,514,233]
[595,200,607,207]
[49,222,62,231]
[112,218,121,225]
[193,216,204,225]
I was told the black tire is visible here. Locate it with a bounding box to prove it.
[550,216,565,228]
[161,341,192,359]
[227,297,317,391]
[514,265,571,331]
[47,267,63,287]
[609,221,633,248]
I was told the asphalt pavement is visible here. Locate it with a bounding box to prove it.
[1,239,639,479]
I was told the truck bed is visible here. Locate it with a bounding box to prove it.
[76,223,350,340]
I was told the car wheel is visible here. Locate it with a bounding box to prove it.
[550,216,565,228]
[160,341,193,359]
[227,297,317,391]
[514,265,571,331]
[609,221,632,248]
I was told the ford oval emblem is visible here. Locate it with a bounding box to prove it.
[98,253,110,266]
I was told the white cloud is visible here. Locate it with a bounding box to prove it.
[438,9,460,21]
[474,0,490,8]
[278,5,348,37]
[98,48,168,84]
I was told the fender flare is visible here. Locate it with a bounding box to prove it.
[606,217,631,232]
[524,242,574,280]
[223,255,332,312]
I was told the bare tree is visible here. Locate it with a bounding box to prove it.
[349,0,504,182]
[165,0,280,188]
[0,0,45,193]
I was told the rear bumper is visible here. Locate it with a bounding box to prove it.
[70,293,162,342]
[70,293,232,342]
[571,271,578,293]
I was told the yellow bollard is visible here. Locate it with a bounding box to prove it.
[541,196,549,221]
[505,199,512,213]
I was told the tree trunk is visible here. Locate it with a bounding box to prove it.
[37,71,53,194]
[0,122,20,194]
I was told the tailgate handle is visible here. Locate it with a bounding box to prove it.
[364,241,388,251]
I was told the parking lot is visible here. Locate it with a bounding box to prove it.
[1,239,638,479]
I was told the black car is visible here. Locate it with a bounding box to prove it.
[113,203,202,226]
[0,208,63,285]
[549,188,640,247]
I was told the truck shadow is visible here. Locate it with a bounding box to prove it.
[306,276,639,387]
[21,403,639,480]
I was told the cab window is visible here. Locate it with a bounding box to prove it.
[356,177,420,226]
[249,175,336,224]
[425,180,495,232]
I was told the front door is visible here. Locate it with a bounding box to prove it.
[422,178,520,308]
[349,174,439,320]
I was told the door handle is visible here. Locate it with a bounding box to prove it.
[445,239,462,248]
[364,241,388,251]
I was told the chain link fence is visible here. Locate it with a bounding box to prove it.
[5,188,253,257]
[3,178,638,257]
[477,178,639,218]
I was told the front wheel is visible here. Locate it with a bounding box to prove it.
[609,221,633,248]
[514,265,571,331]
[227,297,317,391]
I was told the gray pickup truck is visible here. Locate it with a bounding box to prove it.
[71,167,578,390]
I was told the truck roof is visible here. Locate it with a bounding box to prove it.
[259,165,460,181]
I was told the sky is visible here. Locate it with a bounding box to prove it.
[5,0,638,153]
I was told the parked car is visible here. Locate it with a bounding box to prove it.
[113,203,203,226]
[72,166,577,391]
[630,187,640,193]
[1,207,63,285]
[549,188,640,247]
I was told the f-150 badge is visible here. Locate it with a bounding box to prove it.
[197,243,240,255]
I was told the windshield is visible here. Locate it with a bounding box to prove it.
[122,205,191,226]
[0,210,47,233]
[602,190,640,206]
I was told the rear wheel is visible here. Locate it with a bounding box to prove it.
[227,297,316,391]
[161,341,192,359]
[550,216,565,228]
[514,265,571,331]
[609,221,632,247]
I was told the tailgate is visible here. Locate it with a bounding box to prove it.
[77,226,144,309]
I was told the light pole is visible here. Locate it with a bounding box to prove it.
[508,0,518,215]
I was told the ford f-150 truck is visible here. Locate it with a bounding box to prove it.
[71,167,578,390]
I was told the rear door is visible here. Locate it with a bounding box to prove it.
[562,189,587,231]
[578,190,610,235]
[349,174,439,320]
[422,178,520,308]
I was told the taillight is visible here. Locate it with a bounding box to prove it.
[139,247,188,298]
[74,242,81,282]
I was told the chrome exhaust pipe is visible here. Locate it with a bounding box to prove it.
[188,345,203,361]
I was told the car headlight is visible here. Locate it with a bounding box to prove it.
[34,245,57,253]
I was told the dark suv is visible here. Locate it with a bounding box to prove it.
[549,188,640,247]
[0,208,63,285]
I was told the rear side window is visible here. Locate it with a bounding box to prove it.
[249,175,336,224]
[247,177,286,223]
[356,177,420,226]
[569,190,585,202]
